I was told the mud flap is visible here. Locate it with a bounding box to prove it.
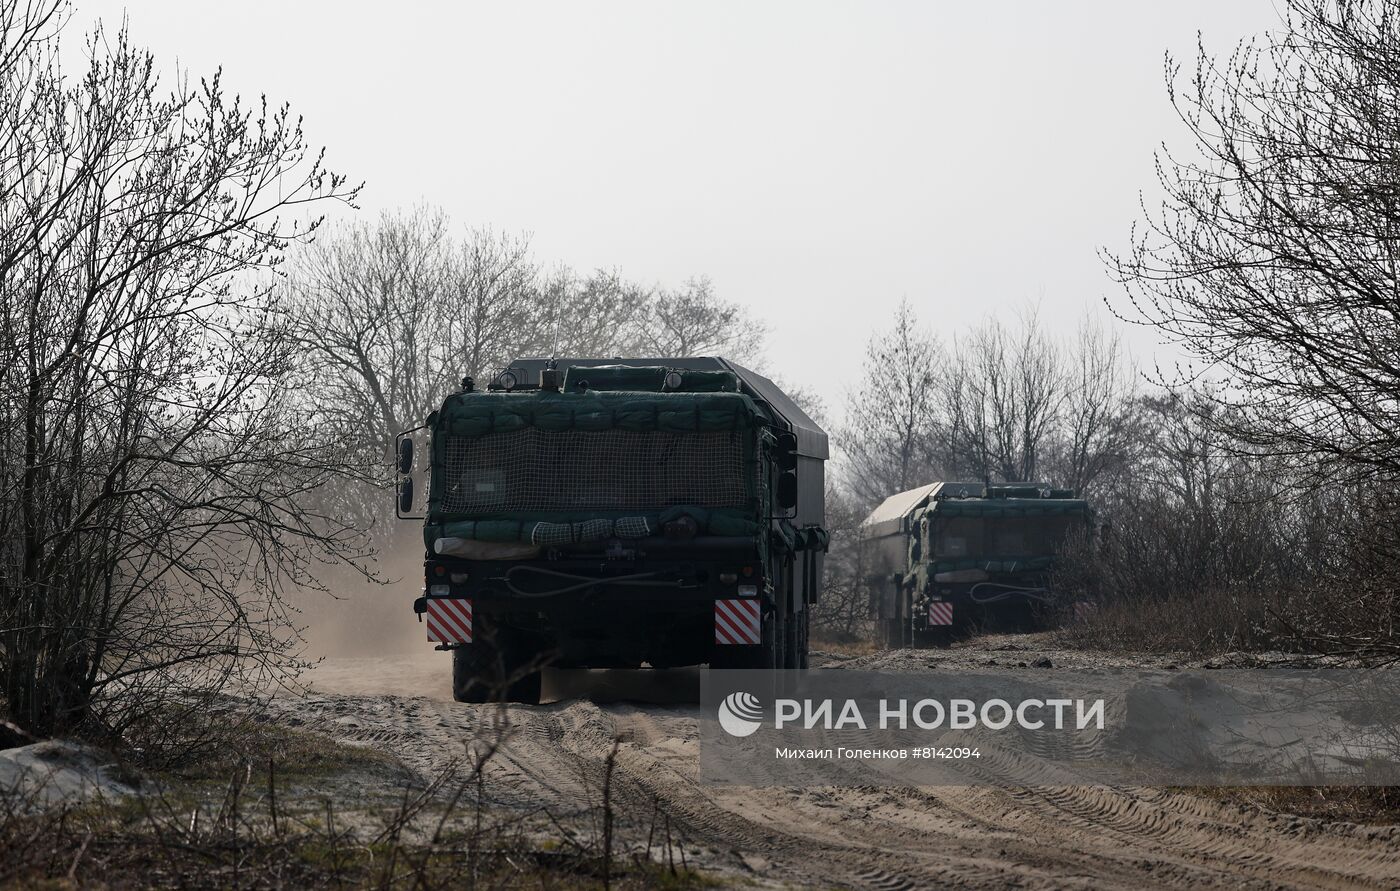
[714,598,761,645]
[928,601,954,626]
[425,597,474,643]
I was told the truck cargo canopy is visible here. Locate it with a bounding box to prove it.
[859,481,986,540]
[860,483,940,540]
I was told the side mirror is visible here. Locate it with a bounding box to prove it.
[397,438,414,475]
[777,471,798,510]
[774,431,798,472]
[398,477,414,514]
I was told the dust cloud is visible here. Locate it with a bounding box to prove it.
[285,531,451,697]
[283,531,704,704]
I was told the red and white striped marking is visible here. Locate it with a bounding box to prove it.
[927,601,954,626]
[425,597,473,643]
[714,599,761,645]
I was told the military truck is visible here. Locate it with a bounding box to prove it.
[860,482,1091,647]
[395,357,828,703]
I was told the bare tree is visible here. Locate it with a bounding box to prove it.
[628,275,768,364]
[536,265,649,358]
[285,215,549,542]
[943,308,1065,484]
[838,300,945,508]
[1107,0,1400,486]
[1047,317,1141,497]
[810,485,870,641]
[1099,0,1400,658]
[446,227,539,381]
[286,207,454,462]
[0,7,362,737]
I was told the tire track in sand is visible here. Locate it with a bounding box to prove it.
[277,663,1400,890]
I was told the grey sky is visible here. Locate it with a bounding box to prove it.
[84,1,1278,417]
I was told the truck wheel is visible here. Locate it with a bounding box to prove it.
[452,644,496,704]
[789,608,812,664]
[452,630,544,705]
[771,609,787,669]
[878,618,901,648]
[504,667,543,706]
[912,626,953,649]
[783,610,807,669]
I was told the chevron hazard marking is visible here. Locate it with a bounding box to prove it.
[426,598,473,643]
[928,601,954,626]
[715,598,761,645]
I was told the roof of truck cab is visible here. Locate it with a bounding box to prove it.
[504,356,829,459]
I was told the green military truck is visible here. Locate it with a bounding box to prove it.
[860,482,1091,647]
[396,357,828,703]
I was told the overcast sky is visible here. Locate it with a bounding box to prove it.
[81,1,1279,419]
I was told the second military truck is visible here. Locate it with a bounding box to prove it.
[397,357,828,703]
[861,482,1091,647]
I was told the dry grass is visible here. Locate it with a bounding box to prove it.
[1054,588,1289,657]
[1053,596,1400,827]
[810,635,882,658]
[0,719,717,890]
[1187,786,1400,826]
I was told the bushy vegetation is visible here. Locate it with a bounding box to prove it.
[827,0,1400,661]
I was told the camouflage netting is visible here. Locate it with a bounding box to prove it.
[431,389,760,439]
[427,506,762,548]
[425,390,766,548]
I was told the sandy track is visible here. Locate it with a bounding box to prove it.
[281,648,1400,890]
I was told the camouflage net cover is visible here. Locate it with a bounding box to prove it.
[530,516,651,545]
[438,428,750,514]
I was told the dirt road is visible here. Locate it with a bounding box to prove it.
[280,641,1400,890]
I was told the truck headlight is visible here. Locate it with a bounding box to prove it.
[429,584,450,597]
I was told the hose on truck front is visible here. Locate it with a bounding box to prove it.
[498,565,692,597]
[968,582,1052,604]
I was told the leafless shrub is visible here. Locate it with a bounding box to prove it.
[1101,0,1400,658]
[1051,394,1400,658]
[840,302,1139,514]
[0,715,710,889]
[811,485,871,643]
[0,2,364,738]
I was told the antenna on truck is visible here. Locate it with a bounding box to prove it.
[541,306,562,391]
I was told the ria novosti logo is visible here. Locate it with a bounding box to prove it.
[716,691,1106,737]
[717,691,764,737]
